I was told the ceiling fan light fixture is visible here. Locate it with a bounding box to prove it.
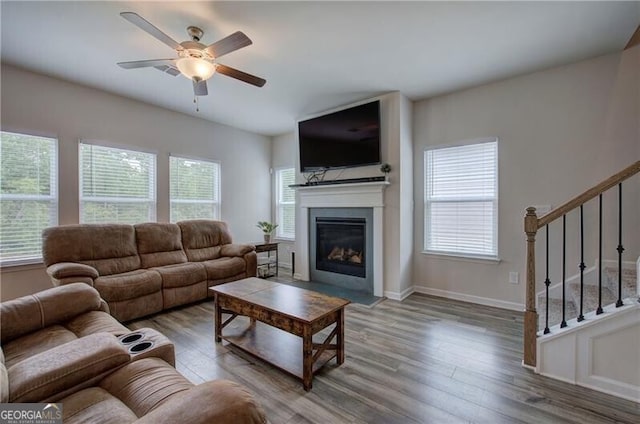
[176,57,216,81]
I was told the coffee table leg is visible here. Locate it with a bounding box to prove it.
[337,308,345,364]
[302,326,313,391]
[214,294,222,343]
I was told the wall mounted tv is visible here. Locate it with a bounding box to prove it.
[298,100,381,172]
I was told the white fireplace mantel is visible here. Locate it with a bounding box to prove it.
[295,181,389,297]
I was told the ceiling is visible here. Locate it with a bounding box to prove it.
[1,1,638,136]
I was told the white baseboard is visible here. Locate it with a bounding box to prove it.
[384,286,415,301]
[413,286,524,311]
[278,262,292,270]
[293,273,303,280]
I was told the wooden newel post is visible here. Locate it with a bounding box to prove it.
[524,207,538,367]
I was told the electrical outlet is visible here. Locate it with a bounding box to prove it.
[509,272,519,284]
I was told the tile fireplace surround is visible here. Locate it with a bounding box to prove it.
[294,181,389,297]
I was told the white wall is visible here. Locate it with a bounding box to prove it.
[0,64,272,300]
[271,131,297,268]
[412,49,640,309]
[278,92,414,298]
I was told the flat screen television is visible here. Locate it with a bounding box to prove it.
[298,100,381,172]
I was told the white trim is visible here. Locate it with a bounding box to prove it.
[421,251,501,264]
[0,259,46,270]
[384,286,415,301]
[536,303,640,403]
[296,181,388,297]
[413,286,524,311]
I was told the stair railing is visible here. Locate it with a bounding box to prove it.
[524,160,640,367]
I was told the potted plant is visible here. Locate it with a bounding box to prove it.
[380,163,392,181]
[257,221,278,243]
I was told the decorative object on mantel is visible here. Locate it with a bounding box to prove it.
[256,221,278,243]
[380,163,391,181]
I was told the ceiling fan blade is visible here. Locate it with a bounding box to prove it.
[118,59,176,69]
[154,65,181,76]
[120,12,182,51]
[204,31,252,58]
[193,79,208,96]
[624,24,640,50]
[216,64,266,87]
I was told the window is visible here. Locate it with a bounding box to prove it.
[424,139,498,259]
[170,156,220,222]
[80,143,156,224]
[275,168,296,239]
[1,131,58,264]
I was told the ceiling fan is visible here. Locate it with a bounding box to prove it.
[117,12,266,103]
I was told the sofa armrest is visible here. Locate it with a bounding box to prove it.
[8,332,130,403]
[1,283,107,343]
[135,380,267,424]
[47,262,99,280]
[220,243,255,257]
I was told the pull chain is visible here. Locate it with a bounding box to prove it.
[193,96,199,112]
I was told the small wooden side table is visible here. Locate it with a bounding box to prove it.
[253,242,278,278]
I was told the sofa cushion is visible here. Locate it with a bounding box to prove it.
[178,220,233,262]
[65,311,130,337]
[100,358,193,417]
[62,387,138,424]
[0,283,105,343]
[42,224,141,275]
[8,333,131,403]
[2,325,77,369]
[108,292,163,323]
[153,262,207,289]
[136,380,268,424]
[0,363,7,404]
[94,270,162,302]
[135,223,188,268]
[202,257,247,281]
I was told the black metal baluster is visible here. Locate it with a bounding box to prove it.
[561,214,567,328]
[616,183,624,307]
[544,224,551,334]
[596,194,603,315]
[578,205,585,322]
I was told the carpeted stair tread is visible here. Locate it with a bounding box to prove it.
[603,267,637,299]
[568,282,616,313]
[538,297,577,329]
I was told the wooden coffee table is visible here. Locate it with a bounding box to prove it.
[210,277,350,391]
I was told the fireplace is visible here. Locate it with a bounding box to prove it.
[295,181,388,297]
[316,217,366,278]
[309,208,373,293]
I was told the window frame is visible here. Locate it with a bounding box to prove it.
[274,167,296,240]
[0,131,58,266]
[423,138,499,261]
[79,141,157,224]
[169,154,221,222]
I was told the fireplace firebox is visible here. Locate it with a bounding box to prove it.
[315,217,366,278]
[309,207,373,293]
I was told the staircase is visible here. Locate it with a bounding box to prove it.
[537,264,638,329]
[523,160,640,403]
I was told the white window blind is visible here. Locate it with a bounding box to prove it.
[1,131,58,264]
[170,156,220,222]
[275,168,296,239]
[80,143,156,224]
[424,140,498,258]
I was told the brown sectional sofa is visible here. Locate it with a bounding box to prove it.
[42,220,257,321]
[0,283,267,424]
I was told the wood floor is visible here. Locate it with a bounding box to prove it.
[129,288,640,423]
